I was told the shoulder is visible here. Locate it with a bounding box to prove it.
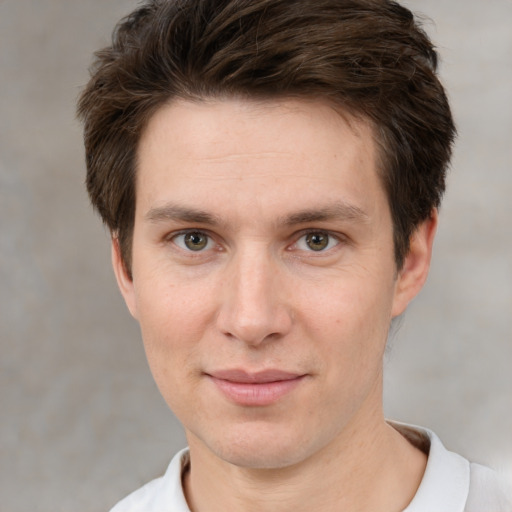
[390,421,511,512]
[110,477,164,512]
[465,462,512,512]
[109,448,191,512]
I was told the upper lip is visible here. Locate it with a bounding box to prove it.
[206,369,303,383]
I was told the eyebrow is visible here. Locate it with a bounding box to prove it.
[280,202,369,226]
[145,204,223,225]
[145,201,369,228]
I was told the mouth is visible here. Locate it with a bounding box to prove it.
[205,369,306,406]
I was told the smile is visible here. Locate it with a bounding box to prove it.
[206,369,306,406]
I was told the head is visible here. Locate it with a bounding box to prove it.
[77,0,455,277]
[77,0,455,471]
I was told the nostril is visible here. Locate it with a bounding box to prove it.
[217,304,293,347]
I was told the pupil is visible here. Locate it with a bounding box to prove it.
[185,232,207,251]
[306,232,328,251]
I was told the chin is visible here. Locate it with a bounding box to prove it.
[197,422,325,470]
[218,444,305,470]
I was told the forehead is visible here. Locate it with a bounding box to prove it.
[139,97,372,163]
[135,97,385,223]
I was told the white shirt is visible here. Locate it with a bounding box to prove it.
[110,423,511,512]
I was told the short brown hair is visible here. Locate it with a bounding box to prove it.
[77,0,456,274]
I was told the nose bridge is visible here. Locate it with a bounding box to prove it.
[217,241,291,345]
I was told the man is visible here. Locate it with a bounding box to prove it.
[77,0,510,510]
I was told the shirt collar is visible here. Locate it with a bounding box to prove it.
[390,421,470,512]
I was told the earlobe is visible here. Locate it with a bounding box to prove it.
[111,237,139,319]
[391,210,438,317]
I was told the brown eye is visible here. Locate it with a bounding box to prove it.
[305,232,329,251]
[183,232,209,251]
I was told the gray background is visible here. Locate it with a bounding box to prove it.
[1,0,510,510]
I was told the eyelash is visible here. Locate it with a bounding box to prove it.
[291,229,342,253]
[169,230,218,253]
[166,229,345,255]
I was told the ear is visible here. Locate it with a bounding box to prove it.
[391,210,438,317]
[111,237,138,319]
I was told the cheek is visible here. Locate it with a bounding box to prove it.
[137,281,207,343]
[134,288,209,418]
[306,270,393,329]
[305,281,393,413]
[133,275,213,383]
[301,272,394,366]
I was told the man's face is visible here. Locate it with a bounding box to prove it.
[114,98,426,469]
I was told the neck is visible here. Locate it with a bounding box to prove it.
[183,396,426,512]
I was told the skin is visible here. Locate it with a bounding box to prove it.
[113,98,437,511]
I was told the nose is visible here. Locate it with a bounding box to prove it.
[216,247,293,347]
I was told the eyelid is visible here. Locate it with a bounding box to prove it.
[289,229,345,252]
[164,227,346,253]
[167,228,218,252]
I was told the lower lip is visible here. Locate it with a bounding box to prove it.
[209,376,305,406]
